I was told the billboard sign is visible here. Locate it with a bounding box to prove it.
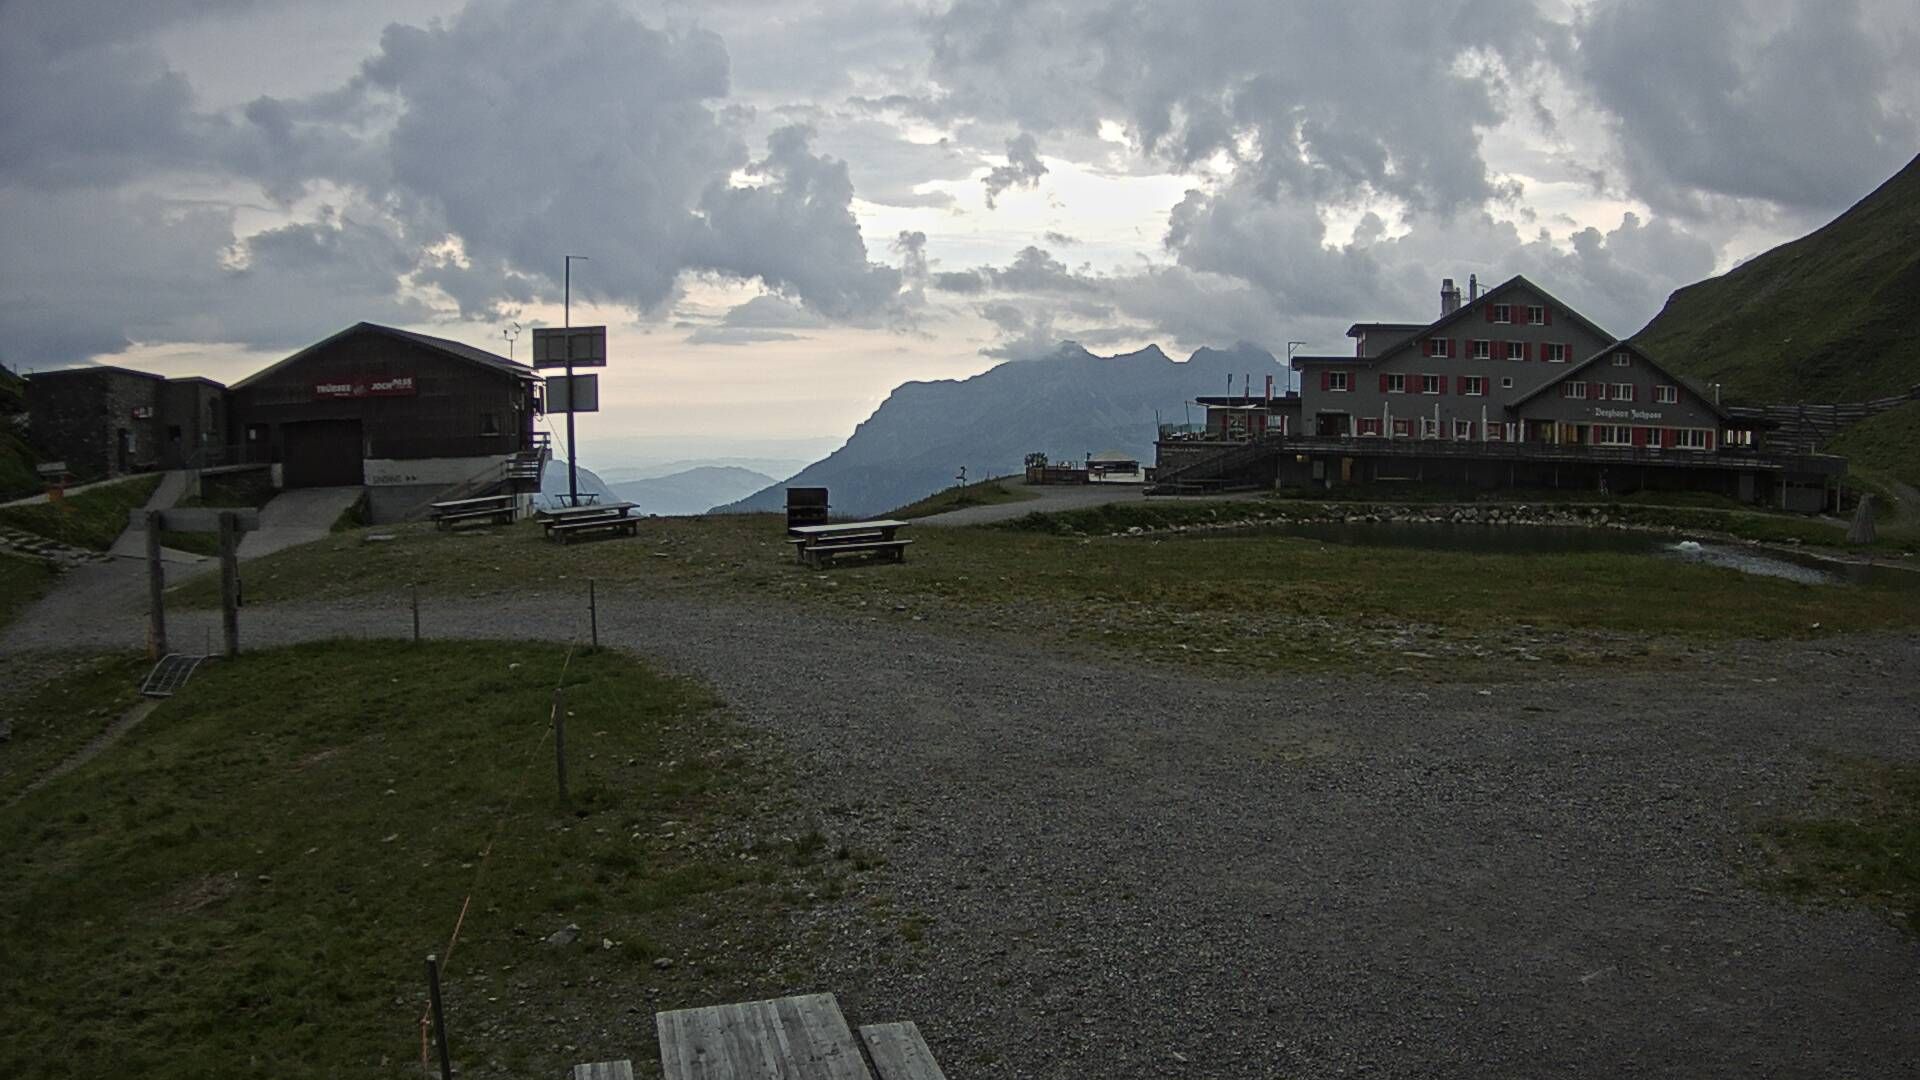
[545,373,599,413]
[532,326,608,369]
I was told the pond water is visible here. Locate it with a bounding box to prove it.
[1203,520,1917,589]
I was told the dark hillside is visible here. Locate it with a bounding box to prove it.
[0,368,38,499]
[1631,152,1920,404]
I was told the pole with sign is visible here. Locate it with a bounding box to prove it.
[565,256,588,506]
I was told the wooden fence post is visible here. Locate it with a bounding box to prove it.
[218,511,240,657]
[145,510,167,659]
[588,578,598,649]
[553,686,569,806]
[412,583,421,643]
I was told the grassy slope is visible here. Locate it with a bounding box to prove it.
[0,641,868,1078]
[1828,399,1920,490]
[0,473,159,550]
[1632,152,1920,403]
[1761,759,1920,935]
[0,653,148,803]
[175,512,1920,678]
[0,368,36,500]
[888,475,1039,519]
[0,551,59,633]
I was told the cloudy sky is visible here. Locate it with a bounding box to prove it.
[2,0,1915,466]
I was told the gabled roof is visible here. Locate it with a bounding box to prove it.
[26,364,164,382]
[230,322,536,391]
[1348,274,1620,367]
[1507,339,1729,419]
[1287,354,1358,367]
[1344,322,1426,337]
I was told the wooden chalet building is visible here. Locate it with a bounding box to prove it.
[1152,275,1845,511]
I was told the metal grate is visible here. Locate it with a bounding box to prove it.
[140,654,208,698]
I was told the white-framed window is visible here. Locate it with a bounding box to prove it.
[1544,343,1567,363]
[1392,418,1411,438]
[1674,429,1708,450]
[1610,383,1634,401]
[1492,303,1512,324]
[1501,376,1514,389]
[1359,417,1382,437]
[1463,376,1487,396]
[1654,385,1678,404]
[1471,339,1491,359]
[1328,371,1350,391]
[1420,417,1440,439]
[1452,419,1474,440]
[1561,381,1588,400]
[1387,373,1406,393]
[1612,352,1632,367]
[1724,429,1754,447]
[1505,341,1525,360]
[1527,305,1545,325]
[1593,424,1633,446]
[1422,374,1443,394]
[1429,337,1452,358]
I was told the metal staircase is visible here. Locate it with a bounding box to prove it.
[1148,434,1283,494]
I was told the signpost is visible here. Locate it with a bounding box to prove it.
[532,254,598,507]
[132,508,260,659]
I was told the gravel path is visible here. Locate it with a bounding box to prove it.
[5,574,1918,1078]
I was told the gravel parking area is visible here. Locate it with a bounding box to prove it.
[5,575,1917,1078]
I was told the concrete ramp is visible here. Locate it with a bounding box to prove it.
[238,487,363,559]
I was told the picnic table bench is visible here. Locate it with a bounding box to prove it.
[430,494,517,529]
[655,993,946,1080]
[542,500,640,544]
[787,519,912,568]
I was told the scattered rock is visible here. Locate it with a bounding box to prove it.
[546,924,582,947]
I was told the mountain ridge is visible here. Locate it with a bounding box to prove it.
[715,342,1287,517]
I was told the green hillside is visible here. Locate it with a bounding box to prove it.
[1631,152,1920,404]
[0,367,37,499]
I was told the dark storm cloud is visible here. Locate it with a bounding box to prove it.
[983,133,1048,208]
[1572,0,1918,214]
[924,0,1564,212]
[0,0,909,363]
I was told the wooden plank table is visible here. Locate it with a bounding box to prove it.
[657,993,873,1080]
[786,519,912,567]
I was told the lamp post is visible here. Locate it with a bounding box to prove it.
[563,255,589,506]
[503,321,521,363]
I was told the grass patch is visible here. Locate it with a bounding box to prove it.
[0,641,862,1078]
[177,468,278,511]
[0,473,160,550]
[0,551,59,632]
[888,475,1038,519]
[0,653,147,804]
[1760,759,1920,934]
[1829,400,1920,490]
[171,511,1920,678]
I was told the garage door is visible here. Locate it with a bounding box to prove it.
[282,419,364,488]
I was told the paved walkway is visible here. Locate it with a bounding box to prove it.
[108,469,202,562]
[236,486,362,559]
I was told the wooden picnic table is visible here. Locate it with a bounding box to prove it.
[542,500,641,544]
[787,519,913,567]
[655,993,947,1080]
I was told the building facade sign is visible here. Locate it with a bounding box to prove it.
[313,375,417,399]
[1592,406,1664,421]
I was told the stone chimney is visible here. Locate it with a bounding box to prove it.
[1468,273,1480,303]
[1440,278,1462,315]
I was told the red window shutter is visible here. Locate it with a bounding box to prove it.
[1544,306,1554,326]
[1320,371,1330,392]
[1380,373,1390,392]
[1456,375,1466,394]
[1630,385,1638,402]
[1591,381,1605,400]
[1484,304,1494,322]
[1661,427,1674,448]
[1705,431,1716,451]
[1422,339,1432,357]
[1632,427,1647,447]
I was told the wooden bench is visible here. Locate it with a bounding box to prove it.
[431,495,517,530]
[788,519,913,568]
[571,1061,633,1080]
[549,514,638,544]
[860,1022,949,1080]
